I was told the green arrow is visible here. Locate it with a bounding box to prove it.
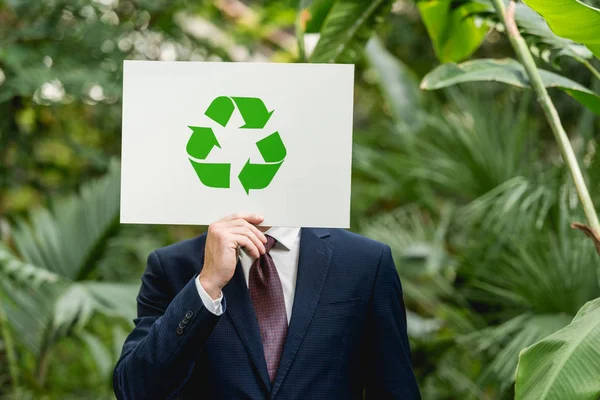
[231,97,274,129]
[186,126,220,160]
[238,159,282,194]
[256,131,287,162]
[205,96,235,127]
[189,160,230,188]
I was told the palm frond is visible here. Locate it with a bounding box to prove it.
[95,233,163,282]
[0,244,64,355]
[0,161,136,357]
[10,160,121,280]
[53,282,137,336]
[310,0,392,63]
[464,313,572,391]
[460,176,556,238]
[464,184,600,315]
[78,331,114,381]
[409,90,541,201]
[362,205,483,332]
[0,243,61,287]
[0,279,61,356]
[420,344,486,400]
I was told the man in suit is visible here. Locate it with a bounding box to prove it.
[113,213,420,399]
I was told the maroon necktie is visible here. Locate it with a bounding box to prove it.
[249,235,288,383]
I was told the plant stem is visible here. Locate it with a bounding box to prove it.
[492,0,600,234]
[0,301,20,391]
[35,347,50,388]
[582,59,600,82]
[295,10,307,62]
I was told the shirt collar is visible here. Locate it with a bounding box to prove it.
[264,227,301,251]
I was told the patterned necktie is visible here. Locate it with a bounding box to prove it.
[248,235,288,383]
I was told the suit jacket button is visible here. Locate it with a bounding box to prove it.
[185,310,193,319]
[179,322,186,329]
[176,327,183,335]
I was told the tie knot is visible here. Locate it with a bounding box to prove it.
[265,235,276,252]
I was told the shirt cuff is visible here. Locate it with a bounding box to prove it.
[195,276,224,316]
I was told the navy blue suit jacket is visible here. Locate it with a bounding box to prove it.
[113,228,420,399]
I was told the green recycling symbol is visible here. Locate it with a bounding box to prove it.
[186,96,287,194]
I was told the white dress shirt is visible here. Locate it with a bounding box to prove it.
[196,227,301,324]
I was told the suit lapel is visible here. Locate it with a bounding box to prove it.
[270,228,334,398]
[222,261,272,391]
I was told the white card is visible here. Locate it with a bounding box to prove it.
[120,61,354,228]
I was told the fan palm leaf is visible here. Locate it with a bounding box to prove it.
[10,159,121,280]
[0,160,137,370]
[459,180,600,392]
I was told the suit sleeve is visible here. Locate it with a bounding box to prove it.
[113,251,223,400]
[364,245,421,399]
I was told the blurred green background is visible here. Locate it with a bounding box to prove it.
[1,0,599,399]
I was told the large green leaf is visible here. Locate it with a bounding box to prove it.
[514,2,593,61]
[515,297,600,400]
[522,0,600,59]
[418,0,490,63]
[421,58,600,115]
[458,1,593,61]
[309,0,393,63]
[365,37,423,131]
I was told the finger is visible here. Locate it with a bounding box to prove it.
[233,234,261,259]
[241,214,265,226]
[229,226,265,254]
[221,213,264,224]
[229,219,267,243]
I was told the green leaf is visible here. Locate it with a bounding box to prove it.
[0,244,64,356]
[514,2,593,60]
[365,37,424,131]
[79,331,113,381]
[465,313,572,390]
[0,162,136,356]
[309,0,393,64]
[418,0,490,63]
[463,186,600,315]
[0,278,63,356]
[84,282,138,322]
[421,58,600,115]
[10,159,121,280]
[298,0,335,34]
[112,325,128,361]
[53,282,138,334]
[515,297,600,400]
[0,243,60,287]
[522,0,600,59]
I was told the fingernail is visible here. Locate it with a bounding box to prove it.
[258,215,264,219]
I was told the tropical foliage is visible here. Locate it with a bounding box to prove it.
[1,0,599,399]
